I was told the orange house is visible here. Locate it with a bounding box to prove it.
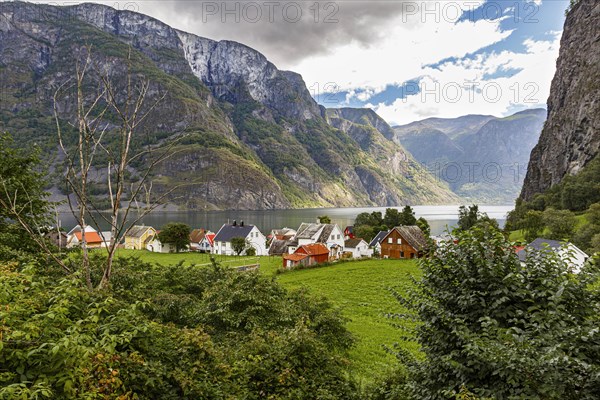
[283,243,330,268]
[380,226,428,259]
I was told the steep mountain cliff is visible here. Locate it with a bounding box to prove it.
[520,0,600,201]
[394,109,546,203]
[0,1,457,210]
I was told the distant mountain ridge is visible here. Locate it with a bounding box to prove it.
[393,109,547,203]
[0,1,457,210]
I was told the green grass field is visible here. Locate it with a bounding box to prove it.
[114,250,420,383]
[277,259,420,383]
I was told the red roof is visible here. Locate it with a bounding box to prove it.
[283,253,309,261]
[298,243,329,256]
[205,233,216,246]
[73,231,104,244]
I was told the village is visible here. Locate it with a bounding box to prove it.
[50,216,590,272]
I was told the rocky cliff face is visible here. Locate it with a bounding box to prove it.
[0,1,456,209]
[520,0,600,200]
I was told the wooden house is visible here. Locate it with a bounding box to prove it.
[380,226,428,259]
[282,243,330,269]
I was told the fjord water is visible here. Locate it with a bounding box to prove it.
[59,205,513,236]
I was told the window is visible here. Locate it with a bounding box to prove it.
[400,251,404,258]
[388,238,393,244]
[397,238,402,244]
[337,234,340,240]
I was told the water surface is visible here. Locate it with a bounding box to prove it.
[58,205,513,236]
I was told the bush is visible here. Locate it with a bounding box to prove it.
[398,228,600,399]
[0,257,358,398]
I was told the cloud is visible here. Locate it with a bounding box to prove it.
[370,32,561,125]
[295,4,511,97]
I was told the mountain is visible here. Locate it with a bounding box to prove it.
[393,109,547,203]
[0,1,457,210]
[520,0,600,201]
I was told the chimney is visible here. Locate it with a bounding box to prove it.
[233,220,237,226]
[240,220,244,227]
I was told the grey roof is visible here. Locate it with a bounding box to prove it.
[517,238,565,262]
[318,224,336,243]
[295,223,324,239]
[268,239,289,255]
[345,238,365,248]
[293,223,339,243]
[214,224,254,243]
[389,226,428,251]
[126,225,154,238]
[369,230,389,247]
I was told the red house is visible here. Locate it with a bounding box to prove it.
[283,243,330,269]
[344,226,355,239]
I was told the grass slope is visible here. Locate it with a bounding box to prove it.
[115,250,420,383]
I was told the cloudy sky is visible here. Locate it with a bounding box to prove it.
[33,0,569,124]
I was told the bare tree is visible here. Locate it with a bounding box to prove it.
[53,45,185,289]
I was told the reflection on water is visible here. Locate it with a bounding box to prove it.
[58,205,513,237]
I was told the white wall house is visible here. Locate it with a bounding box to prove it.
[213,222,267,256]
[146,236,173,253]
[344,238,373,258]
[287,223,345,259]
[517,238,589,273]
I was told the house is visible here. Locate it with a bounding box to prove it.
[344,226,355,239]
[267,227,297,256]
[213,221,267,256]
[369,230,389,253]
[283,243,330,269]
[189,229,214,252]
[380,226,428,259]
[124,225,157,250]
[269,227,297,241]
[146,232,173,253]
[67,230,106,249]
[287,223,345,259]
[199,232,216,253]
[344,238,373,258]
[45,230,68,249]
[517,238,589,272]
[269,238,290,256]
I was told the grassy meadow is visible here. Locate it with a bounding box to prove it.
[113,250,420,383]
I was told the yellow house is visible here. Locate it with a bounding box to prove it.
[124,225,157,250]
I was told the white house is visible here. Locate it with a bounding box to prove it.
[368,230,389,254]
[146,235,173,253]
[517,238,589,273]
[213,221,267,256]
[287,223,345,259]
[344,238,373,258]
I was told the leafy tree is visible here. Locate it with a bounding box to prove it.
[384,208,401,228]
[543,208,576,240]
[416,217,430,237]
[230,237,247,255]
[398,206,417,226]
[590,233,600,255]
[587,203,600,225]
[399,227,600,399]
[456,205,481,231]
[522,210,544,242]
[354,225,375,242]
[158,222,191,252]
[355,212,383,228]
[0,133,69,268]
[318,215,332,224]
[572,223,600,254]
